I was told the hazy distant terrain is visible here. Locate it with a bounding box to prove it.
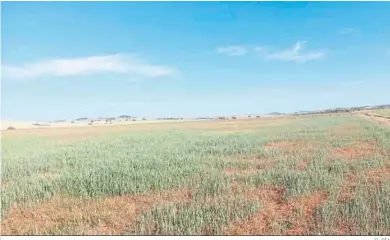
[2,104,388,131]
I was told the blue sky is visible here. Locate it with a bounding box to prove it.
[2,2,390,121]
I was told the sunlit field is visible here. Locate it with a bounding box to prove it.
[374,109,390,117]
[1,114,390,235]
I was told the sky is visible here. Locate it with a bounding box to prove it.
[1,2,390,121]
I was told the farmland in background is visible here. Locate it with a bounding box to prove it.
[1,114,390,235]
[374,109,390,117]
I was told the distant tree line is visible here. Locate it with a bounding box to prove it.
[156,117,184,120]
[293,104,390,116]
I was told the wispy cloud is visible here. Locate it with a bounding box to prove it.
[339,28,358,35]
[2,54,178,80]
[216,45,247,56]
[338,80,366,87]
[218,42,324,63]
[260,41,324,63]
[253,46,265,52]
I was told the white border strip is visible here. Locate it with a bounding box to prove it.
[1,236,388,240]
[1,0,390,1]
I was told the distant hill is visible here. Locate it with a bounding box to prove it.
[59,104,390,125]
[50,119,67,123]
[75,117,89,121]
[293,104,390,116]
[268,112,284,115]
[118,115,134,118]
[156,117,183,120]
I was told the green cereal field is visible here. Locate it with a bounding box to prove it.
[1,114,390,235]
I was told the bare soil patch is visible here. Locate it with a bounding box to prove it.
[332,142,375,161]
[365,161,390,188]
[334,221,358,235]
[296,159,310,170]
[332,164,390,235]
[1,189,192,235]
[338,162,390,203]
[226,185,328,235]
[338,173,358,203]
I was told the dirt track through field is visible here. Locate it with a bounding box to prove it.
[359,113,390,126]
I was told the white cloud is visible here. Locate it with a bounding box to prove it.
[216,45,247,56]
[339,28,357,35]
[261,41,324,63]
[2,53,178,80]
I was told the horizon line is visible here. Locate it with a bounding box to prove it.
[1,103,389,123]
